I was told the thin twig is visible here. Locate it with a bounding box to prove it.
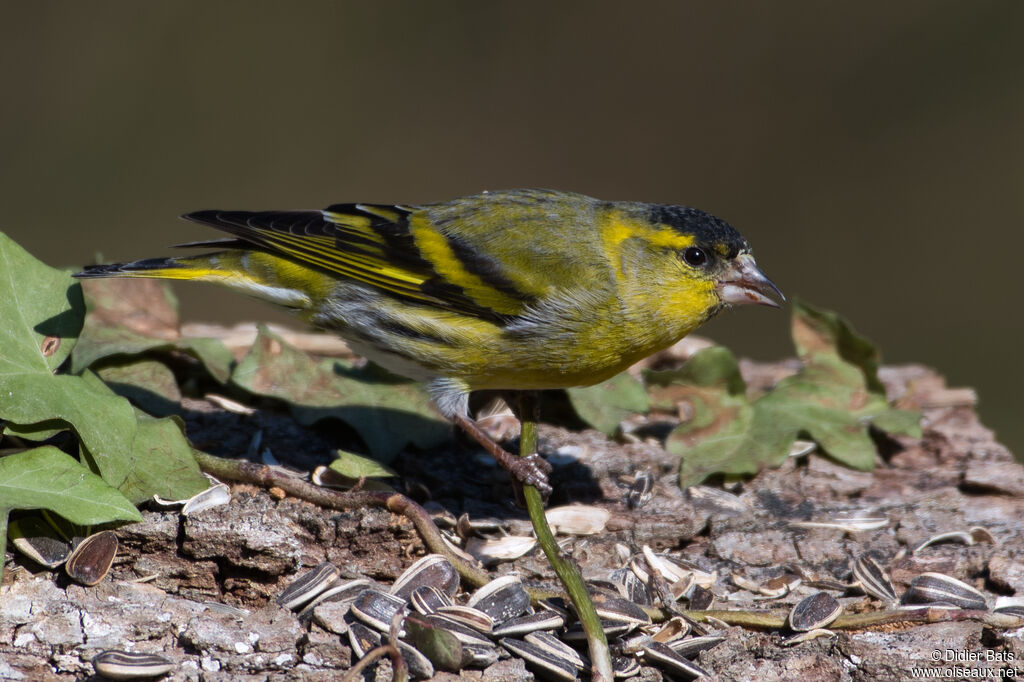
[338,644,402,682]
[190,450,491,588]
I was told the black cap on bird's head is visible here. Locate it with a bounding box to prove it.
[647,204,749,259]
[648,203,784,308]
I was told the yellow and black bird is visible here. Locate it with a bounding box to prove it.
[76,188,782,492]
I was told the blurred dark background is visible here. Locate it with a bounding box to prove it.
[2,2,1021,455]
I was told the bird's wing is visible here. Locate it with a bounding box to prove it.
[182,199,553,323]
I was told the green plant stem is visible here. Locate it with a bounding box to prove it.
[0,512,8,586]
[517,393,613,682]
[634,606,1024,631]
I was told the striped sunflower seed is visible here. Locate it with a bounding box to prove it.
[434,605,494,634]
[419,614,493,647]
[993,597,1024,618]
[410,584,454,615]
[91,651,174,680]
[668,634,726,657]
[391,554,459,600]
[608,568,651,606]
[276,562,340,610]
[298,578,372,618]
[641,641,709,679]
[492,610,566,637]
[500,637,577,682]
[8,516,71,568]
[901,573,987,611]
[347,622,381,658]
[788,592,842,632]
[626,471,654,509]
[351,589,408,632]
[853,554,897,605]
[525,631,586,670]
[468,575,531,622]
[590,592,652,625]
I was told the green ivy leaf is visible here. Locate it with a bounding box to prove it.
[0,446,142,585]
[667,300,922,488]
[0,447,143,524]
[97,358,183,416]
[404,613,465,672]
[0,233,207,503]
[566,372,649,435]
[661,347,794,486]
[71,278,234,383]
[231,325,448,462]
[120,414,208,505]
[0,232,84,374]
[329,449,398,479]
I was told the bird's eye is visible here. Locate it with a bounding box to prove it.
[683,247,708,267]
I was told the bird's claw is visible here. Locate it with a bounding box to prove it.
[509,452,553,496]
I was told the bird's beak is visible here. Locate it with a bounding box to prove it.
[717,253,785,308]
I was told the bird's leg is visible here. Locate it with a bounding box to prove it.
[452,404,552,495]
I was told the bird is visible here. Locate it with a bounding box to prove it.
[75,188,783,493]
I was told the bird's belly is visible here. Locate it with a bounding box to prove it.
[461,319,690,391]
[309,285,702,392]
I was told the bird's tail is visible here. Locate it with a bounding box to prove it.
[74,250,317,310]
[75,256,216,280]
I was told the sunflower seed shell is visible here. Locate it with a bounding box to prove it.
[545,504,611,535]
[901,573,987,610]
[668,634,726,657]
[641,641,709,679]
[468,575,531,622]
[464,535,537,566]
[181,483,231,516]
[788,592,842,632]
[410,584,454,615]
[65,531,118,587]
[781,628,836,646]
[351,589,408,632]
[613,654,641,678]
[348,622,381,658]
[853,554,898,604]
[525,630,586,670]
[650,616,690,644]
[500,638,577,682]
[276,562,341,610]
[92,650,174,680]
[8,517,71,568]
[391,554,459,600]
[492,610,566,637]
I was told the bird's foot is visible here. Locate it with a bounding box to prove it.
[452,412,553,495]
[499,449,553,496]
